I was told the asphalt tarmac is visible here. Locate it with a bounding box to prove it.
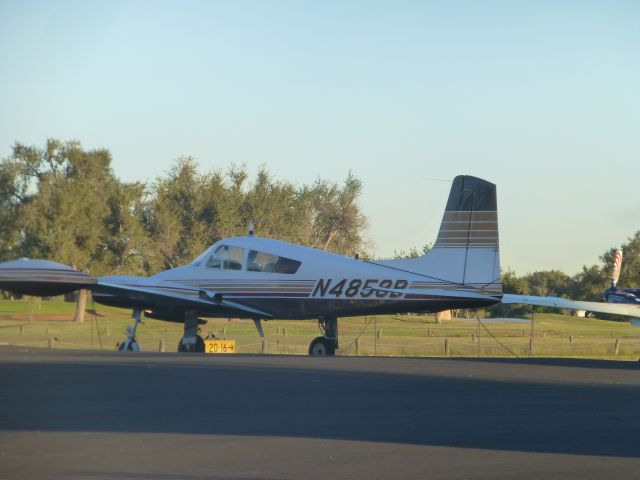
[1,347,639,480]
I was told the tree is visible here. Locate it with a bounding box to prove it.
[296,172,367,255]
[392,244,431,259]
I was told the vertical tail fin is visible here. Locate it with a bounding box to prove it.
[429,175,501,294]
[379,175,501,296]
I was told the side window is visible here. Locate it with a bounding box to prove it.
[247,251,279,272]
[247,250,301,274]
[206,245,244,270]
[274,256,301,274]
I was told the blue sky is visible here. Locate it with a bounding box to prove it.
[1,0,638,275]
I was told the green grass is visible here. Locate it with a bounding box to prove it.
[1,298,639,359]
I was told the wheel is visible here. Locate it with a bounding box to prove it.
[308,336,336,356]
[117,340,140,352]
[178,335,205,353]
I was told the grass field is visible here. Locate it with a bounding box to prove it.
[1,297,640,359]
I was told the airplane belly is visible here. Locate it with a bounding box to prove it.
[232,297,499,319]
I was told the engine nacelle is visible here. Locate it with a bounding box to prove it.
[0,258,96,296]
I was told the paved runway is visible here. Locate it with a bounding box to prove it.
[1,347,639,479]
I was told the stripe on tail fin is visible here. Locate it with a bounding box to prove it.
[434,176,499,249]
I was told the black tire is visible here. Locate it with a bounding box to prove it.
[178,335,205,353]
[308,337,336,356]
[117,340,140,352]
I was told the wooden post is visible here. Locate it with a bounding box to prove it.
[223,327,227,338]
[444,338,450,356]
[261,338,267,354]
[48,338,55,349]
[74,289,87,322]
[529,338,534,356]
[614,338,620,356]
[377,328,382,339]
[569,335,573,345]
[19,326,23,335]
[25,296,33,322]
[159,340,165,352]
[428,328,432,337]
[355,337,360,355]
[284,328,288,337]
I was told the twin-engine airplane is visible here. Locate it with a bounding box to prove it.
[0,175,637,354]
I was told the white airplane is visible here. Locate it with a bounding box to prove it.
[0,175,637,354]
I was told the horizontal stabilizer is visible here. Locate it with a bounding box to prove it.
[502,293,640,318]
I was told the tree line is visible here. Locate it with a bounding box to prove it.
[0,139,367,276]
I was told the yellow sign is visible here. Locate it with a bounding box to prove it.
[205,339,236,354]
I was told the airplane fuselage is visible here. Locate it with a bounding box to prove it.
[93,236,500,321]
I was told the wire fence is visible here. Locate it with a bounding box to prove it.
[2,314,640,358]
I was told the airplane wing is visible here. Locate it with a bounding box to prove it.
[501,293,640,318]
[96,281,273,318]
[0,258,273,318]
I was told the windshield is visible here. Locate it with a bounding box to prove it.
[206,245,244,270]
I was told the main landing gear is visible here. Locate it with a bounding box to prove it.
[309,316,338,356]
[177,309,205,353]
[118,308,143,352]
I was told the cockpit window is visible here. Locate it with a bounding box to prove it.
[206,245,244,270]
[247,250,301,274]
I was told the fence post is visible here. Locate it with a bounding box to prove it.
[48,338,55,349]
[529,339,534,356]
[262,338,267,354]
[19,326,23,335]
[569,335,573,345]
[223,327,227,338]
[284,328,288,337]
[614,338,620,356]
[355,337,360,355]
[444,338,449,356]
[159,340,165,352]
[377,328,382,339]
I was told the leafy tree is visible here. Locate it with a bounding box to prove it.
[392,244,431,259]
[570,265,608,301]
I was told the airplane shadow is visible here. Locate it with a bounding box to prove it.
[1,353,639,458]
